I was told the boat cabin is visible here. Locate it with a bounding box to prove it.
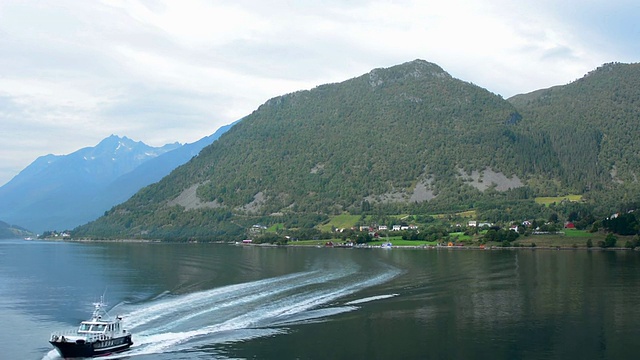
[78,320,122,334]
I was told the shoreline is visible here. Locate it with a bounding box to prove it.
[32,237,640,251]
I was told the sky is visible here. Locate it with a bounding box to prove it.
[0,0,639,186]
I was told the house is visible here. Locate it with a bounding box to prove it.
[564,222,576,229]
[509,225,518,232]
[468,220,477,227]
[392,225,402,231]
[249,224,267,235]
[378,225,388,231]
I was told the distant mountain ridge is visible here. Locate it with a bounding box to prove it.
[0,124,234,233]
[0,220,32,239]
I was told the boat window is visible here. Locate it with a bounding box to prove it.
[79,324,90,331]
[91,324,106,332]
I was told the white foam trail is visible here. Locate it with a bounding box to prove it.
[345,293,400,305]
[77,264,401,358]
[267,306,359,327]
[41,349,60,360]
[121,271,316,329]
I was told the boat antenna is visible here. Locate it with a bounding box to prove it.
[101,287,108,304]
[91,288,109,319]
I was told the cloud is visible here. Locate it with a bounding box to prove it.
[0,0,638,185]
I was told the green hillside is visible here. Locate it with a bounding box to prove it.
[509,62,640,190]
[74,60,640,241]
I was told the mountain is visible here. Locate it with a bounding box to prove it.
[75,59,566,240]
[0,125,234,233]
[89,123,237,216]
[0,135,179,233]
[0,220,33,239]
[73,59,640,241]
[508,62,640,193]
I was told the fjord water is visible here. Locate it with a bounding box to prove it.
[1,240,639,359]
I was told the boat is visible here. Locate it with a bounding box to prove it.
[380,242,392,249]
[49,296,133,358]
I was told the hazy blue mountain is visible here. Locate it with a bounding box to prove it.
[0,125,233,233]
[91,123,237,216]
[0,220,32,239]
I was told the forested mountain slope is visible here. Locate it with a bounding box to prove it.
[509,62,640,193]
[76,60,573,240]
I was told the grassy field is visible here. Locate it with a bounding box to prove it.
[318,214,362,232]
[267,223,284,232]
[449,232,473,241]
[562,229,595,238]
[511,232,614,248]
[535,194,583,206]
[432,210,477,219]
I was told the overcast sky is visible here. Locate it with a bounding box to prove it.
[1,0,638,186]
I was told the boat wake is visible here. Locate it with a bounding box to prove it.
[345,293,399,305]
[43,262,400,359]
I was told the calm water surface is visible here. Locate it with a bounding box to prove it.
[1,239,639,359]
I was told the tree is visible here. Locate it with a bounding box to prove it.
[355,232,372,244]
[602,213,639,235]
[604,233,617,248]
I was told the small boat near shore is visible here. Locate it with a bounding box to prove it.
[49,296,133,358]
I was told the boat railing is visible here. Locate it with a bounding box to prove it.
[50,329,106,342]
